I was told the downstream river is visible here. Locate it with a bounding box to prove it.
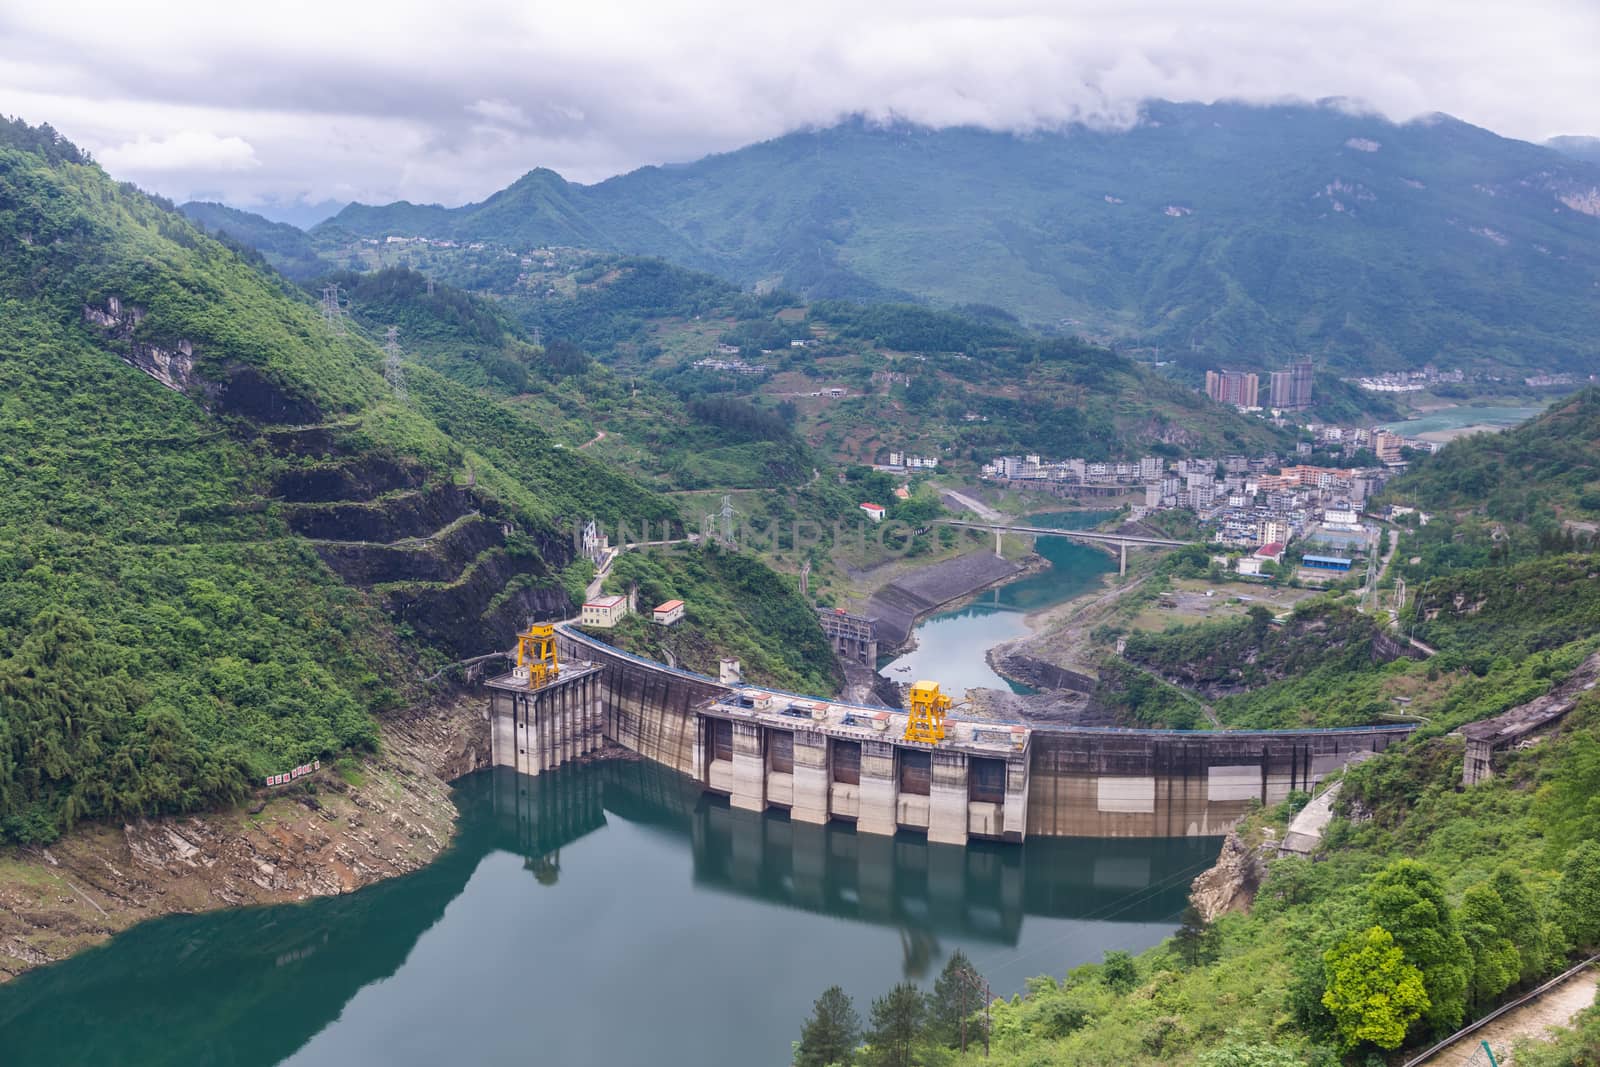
[0,763,1218,1067]
[880,510,1118,693]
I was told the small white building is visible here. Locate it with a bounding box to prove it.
[1237,557,1264,577]
[581,594,630,628]
[860,503,886,523]
[653,599,685,626]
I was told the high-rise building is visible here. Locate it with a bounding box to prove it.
[1206,369,1259,408]
[1269,370,1293,408]
[1374,430,1405,463]
[1267,359,1314,410]
[1290,358,1314,409]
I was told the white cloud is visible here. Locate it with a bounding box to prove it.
[1,0,1596,209]
[98,130,259,173]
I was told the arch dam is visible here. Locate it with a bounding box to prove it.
[482,624,1413,848]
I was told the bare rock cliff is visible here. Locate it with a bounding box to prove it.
[1190,830,1272,922]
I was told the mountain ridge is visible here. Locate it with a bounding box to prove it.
[317,101,1600,374]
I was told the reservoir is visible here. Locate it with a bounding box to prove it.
[1381,404,1541,442]
[879,510,1117,693]
[0,762,1219,1067]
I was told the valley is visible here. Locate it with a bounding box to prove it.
[2,90,1600,1067]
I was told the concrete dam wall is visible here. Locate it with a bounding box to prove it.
[492,627,1417,843]
[1025,726,1412,838]
[555,630,727,778]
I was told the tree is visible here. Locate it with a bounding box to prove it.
[1460,883,1522,1012]
[865,983,925,1067]
[796,985,861,1067]
[1490,863,1547,984]
[1173,904,1220,968]
[1322,925,1430,1052]
[1554,840,1600,949]
[926,950,986,1049]
[1102,950,1139,993]
[1367,859,1471,1033]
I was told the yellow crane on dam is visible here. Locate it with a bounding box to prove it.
[905,681,961,744]
[515,623,561,688]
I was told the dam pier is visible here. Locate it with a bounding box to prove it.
[483,623,1415,844]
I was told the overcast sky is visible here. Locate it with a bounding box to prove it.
[3,1,1597,218]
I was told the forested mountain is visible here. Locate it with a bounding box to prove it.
[179,201,325,280]
[1547,135,1600,165]
[321,101,1600,374]
[0,119,830,845]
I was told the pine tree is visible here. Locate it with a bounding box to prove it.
[796,985,861,1067]
[865,982,925,1067]
[1173,904,1219,968]
[925,949,986,1049]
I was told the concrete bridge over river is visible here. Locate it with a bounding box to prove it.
[938,519,1193,575]
[483,624,1413,847]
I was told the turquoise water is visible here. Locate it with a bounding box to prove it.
[880,510,1117,693]
[0,763,1219,1067]
[1381,405,1541,437]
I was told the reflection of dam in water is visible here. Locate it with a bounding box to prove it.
[494,761,1220,945]
[0,763,1219,1067]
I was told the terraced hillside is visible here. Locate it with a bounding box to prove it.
[0,119,805,846]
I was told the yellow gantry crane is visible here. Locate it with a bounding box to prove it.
[905,680,958,744]
[516,623,560,688]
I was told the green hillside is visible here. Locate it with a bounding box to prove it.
[300,249,1293,468]
[321,102,1600,374]
[0,119,825,845]
[179,200,325,281]
[1384,387,1600,577]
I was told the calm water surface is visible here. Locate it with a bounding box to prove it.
[880,510,1117,693]
[0,763,1219,1067]
[1381,404,1541,438]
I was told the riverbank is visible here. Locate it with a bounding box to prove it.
[0,696,493,983]
[862,547,1029,652]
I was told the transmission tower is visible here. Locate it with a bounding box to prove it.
[383,325,408,401]
[719,494,737,546]
[321,283,346,334]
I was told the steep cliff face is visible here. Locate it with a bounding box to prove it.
[1189,830,1272,922]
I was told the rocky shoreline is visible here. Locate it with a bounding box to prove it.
[0,696,495,983]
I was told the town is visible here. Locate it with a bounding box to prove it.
[978,420,1439,581]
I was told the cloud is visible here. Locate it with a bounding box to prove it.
[98,130,259,173]
[1,0,1596,211]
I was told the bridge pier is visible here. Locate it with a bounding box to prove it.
[1119,540,1127,576]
